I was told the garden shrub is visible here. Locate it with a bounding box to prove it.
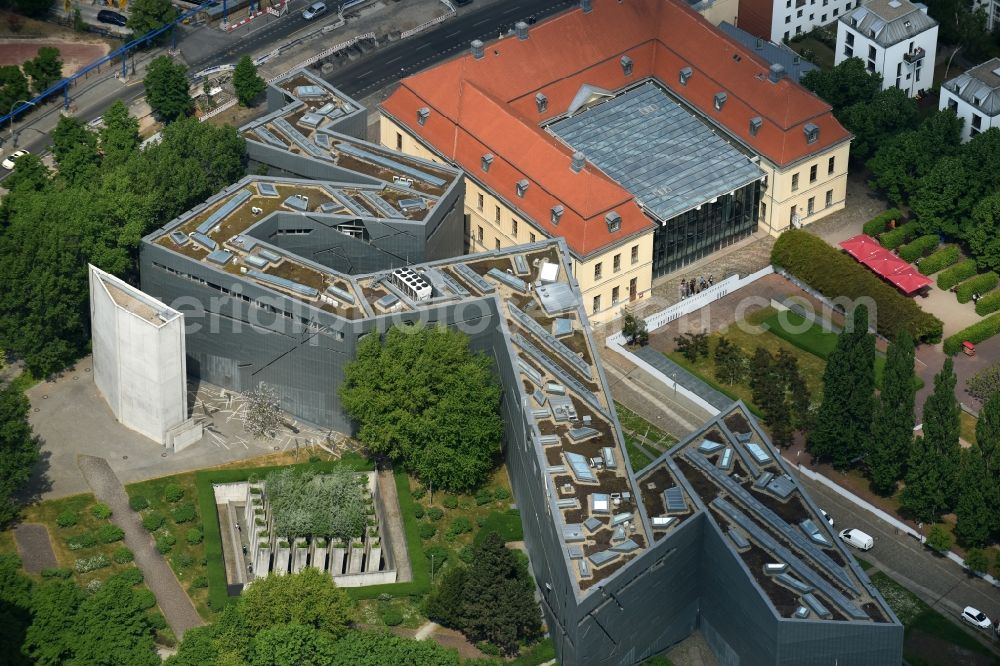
[771,230,943,343]
[186,528,203,545]
[458,544,476,564]
[164,483,185,503]
[411,487,426,500]
[477,641,502,657]
[917,245,959,275]
[446,517,472,539]
[190,576,209,589]
[134,589,157,610]
[966,363,1000,401]
[86,579,103,592]
[427,507,444,522]
[976,290,1000,316]
[442,495,458,509]
[380,607,404,626]
[74,554,110,573]
[113,547,134,564]
[129,495,149,511]
[173,553,195,569]
[96,524,125,544]
[91,503,113,520]
[114,566,144,586]
[956,272,999,304]
[878,222,919,250]
[425,545,448,564]
[475,488,493,506]
[418,523,437,540]
[413,504,425,519]
[493,487,510,501]
[156,533,177,554]
[898,234,939,263]
[142,512,165,531]
[938,259,978,290]
[56,510,79,528]
[171,502,197,524]
[944,312,1000,354]
[67,532,97,550]
[147,612,167,631]
[862,208,903,236]
[40,567,73,579]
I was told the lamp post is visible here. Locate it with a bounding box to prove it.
[7,99,36,147]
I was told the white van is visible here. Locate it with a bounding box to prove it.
[838,528,874,551]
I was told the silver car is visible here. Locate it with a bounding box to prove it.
[302,1,326,19]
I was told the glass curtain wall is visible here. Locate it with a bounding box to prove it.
[651,180,761,277]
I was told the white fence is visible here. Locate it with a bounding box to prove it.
[400,2,455,39]
[200,98,237,122]
[274,31,376,78]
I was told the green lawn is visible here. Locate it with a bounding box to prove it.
[788,35,836,70]
[869,571,998,665]
[615,402,675,449]
[960,411,978,446]
[623,435,654,471]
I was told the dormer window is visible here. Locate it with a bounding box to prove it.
[679,66,692,85]
[620,55,633,76]
[804,122,819,144]
[750,116,762,136]
[535,92,548,113]
[481,153,494,172]
[605,211,622,233]
[551,205,564,225]
[417,107,430,126]
[714,92,727,111]
[516,179,529,198]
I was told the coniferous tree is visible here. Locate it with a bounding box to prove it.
[869,331,916,495]
[975,391,1000,477]
[810,305,875,468]
[901,359,961,521]
[954,446,995,547]
[749,347,773,406]
[424,565,468,629]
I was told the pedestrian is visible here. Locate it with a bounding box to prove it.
[680,281,686,299]
[698,275,704,290]
[236,522,241,531]
[689,278,696,295]
[708,274,714,286]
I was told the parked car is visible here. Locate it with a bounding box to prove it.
[838,528,873,551]
[454,0,473,5]
[97,9,128,26]
[961,606,991,630]
[302,2,326,19]
[2,149,29,170]
[821,509,834,528]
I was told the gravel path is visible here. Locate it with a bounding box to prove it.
[13,523,57,572]
[77,455,204,638]
[377,469,412,582]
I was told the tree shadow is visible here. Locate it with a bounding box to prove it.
[17,444,52,507]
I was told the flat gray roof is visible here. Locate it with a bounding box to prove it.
[547,81,763,223]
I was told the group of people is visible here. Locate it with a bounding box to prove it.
[679,274,714,299]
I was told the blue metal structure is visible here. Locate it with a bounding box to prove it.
[1,0,220,125]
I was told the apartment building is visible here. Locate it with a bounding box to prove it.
[835,0,938,97]
[380,0,851,323]
[939,57,1000,142]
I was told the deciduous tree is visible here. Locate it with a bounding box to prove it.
[340,325,503,493]
[50,115,99,185]
[964,548,989,575]
[976,391,1000,476]
[800,57,882,115]
[239,568,353,638]
[22,47,62,95]
[127,0,179,41]
[868,331,915,495]
[233,56,265,107]
[0,65,30,114]
[622,311,648,346]
[713,335,746,385]
[924,524,951,551]
[839,87,919,162]
[100,100,141,169]
[143,56,193,122]
[250,623,337,666]
[0,384,41,527]
[22,580,84,666]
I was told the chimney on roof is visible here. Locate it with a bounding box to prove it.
[515,21,529,40]
[571,152,586,173]
[768,63,786,83]
[581,0,592,12]
[471,40,485,59]
[535,92,548,113]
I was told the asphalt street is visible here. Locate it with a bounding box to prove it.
[324,0,576,96]
[800,474,1000,655]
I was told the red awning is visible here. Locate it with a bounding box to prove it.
[838,234,932,294]
[839,234,883,261]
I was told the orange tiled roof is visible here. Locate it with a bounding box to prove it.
[381,0,849,258]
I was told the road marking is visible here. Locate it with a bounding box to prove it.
[416,43,431,50]
[386,56,401,64]
[473,18,490,25]
[446,30,460,37]
[360,69,373,77]
[503,5,521,13]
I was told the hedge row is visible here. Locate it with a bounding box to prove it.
[938,259,978,290]
[862,208,904,237]
[956,272,999,304]
[917,245,959,275]
[975,290,1000,316]
[898,234,939,263]
[772,230,942,342]
[879,222,919,250]
[944,312,1000,355]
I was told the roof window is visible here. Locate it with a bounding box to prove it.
[714,92,727,111]
[750,116,762,136]
[605,211,622,233]
[516,179,529,198]
[551,205,564,225]
[804,122,819,144]
[417,107,430,126]
[679,66,692,85]
[535,92,548,113]
[481,153,494,172]
[620,55,633,76]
